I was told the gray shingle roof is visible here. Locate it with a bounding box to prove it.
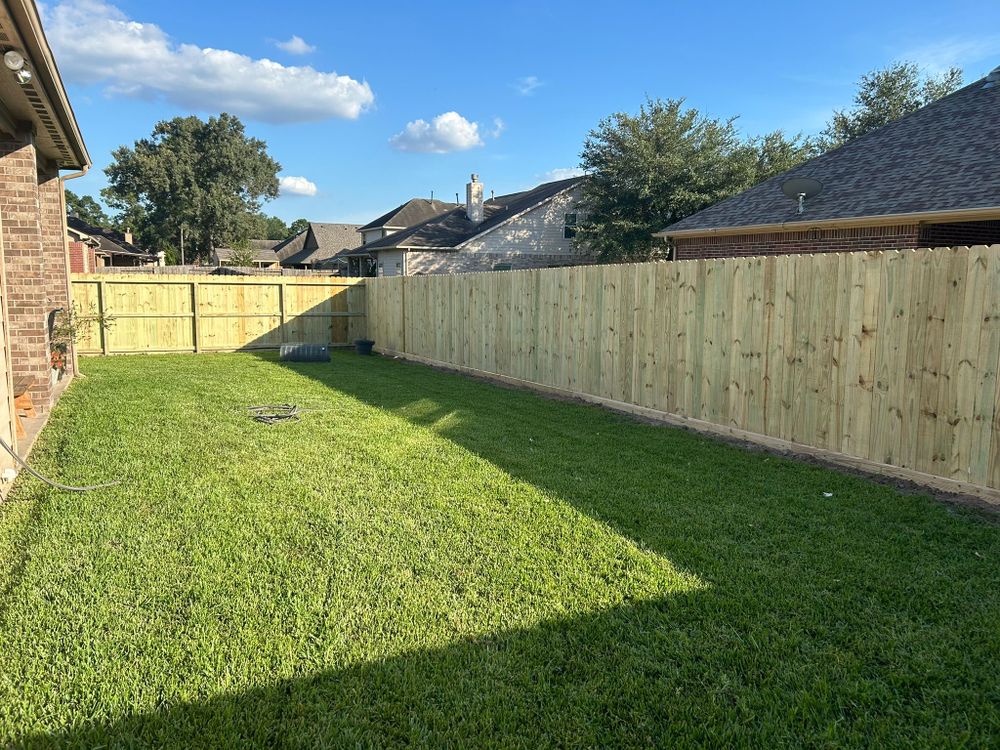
[661,76,1000,235]
[215,240,279,264]
[359,199,459,231]
[361,177,584,251]
[274,223,362,266]
[66,215,157,259]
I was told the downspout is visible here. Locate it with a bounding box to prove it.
[60,165,90,378]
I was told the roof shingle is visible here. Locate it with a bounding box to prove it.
[661,76,1000,235]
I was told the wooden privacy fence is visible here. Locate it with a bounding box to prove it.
[368,246,1000,496]
[71,274,367,354]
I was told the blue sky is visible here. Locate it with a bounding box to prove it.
[47,0,1000,226]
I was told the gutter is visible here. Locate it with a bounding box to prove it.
[655,205,1000,239]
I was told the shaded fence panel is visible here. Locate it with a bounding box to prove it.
[71,274,367,354]
[367,246,1000,493]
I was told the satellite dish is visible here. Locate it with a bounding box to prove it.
[781,177,823,214]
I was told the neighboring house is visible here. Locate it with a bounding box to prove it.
[657,70,1000,258]
[273,223,362,270]
[0,0,91,469]
[67,216,159,270]
[335,198,459,276]
[343,175,591,276]
[212,240,280,268]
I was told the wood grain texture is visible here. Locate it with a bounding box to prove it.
[363,247,1000,494]
[71,274,367,354]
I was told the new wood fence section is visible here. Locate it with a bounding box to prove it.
[368,246,1000,496]
[71,274,367,354]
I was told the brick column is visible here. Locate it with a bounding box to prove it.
[39,160,72,379]
[0,131,51,411]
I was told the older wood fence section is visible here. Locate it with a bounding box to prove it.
[71,274,367,354]
[368,246,1000,496]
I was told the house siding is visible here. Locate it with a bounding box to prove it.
[406,251,595,275]
[463,187,584,257]
[401,186,595,275]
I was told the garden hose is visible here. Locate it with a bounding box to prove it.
[0,435,120,492]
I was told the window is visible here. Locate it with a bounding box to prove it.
[493,262,512,271]
[564,213,578,239]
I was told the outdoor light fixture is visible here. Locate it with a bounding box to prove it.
[3,49,24,71]
[3,49,31,85]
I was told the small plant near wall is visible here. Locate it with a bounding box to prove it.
[49,304,115,379]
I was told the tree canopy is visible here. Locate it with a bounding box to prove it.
[577,98,815,262]
[102,113,281,262]
[65,189,111,227]
[820,62,963,149]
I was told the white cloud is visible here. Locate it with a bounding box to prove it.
[489,117,505,138]
[901,35,1000,75]
[542,167,586,182]
[43,0,373,123]
[275,35,315,55]
[514,75,542,96]
[389,111,485,153]
[279,176,318,197]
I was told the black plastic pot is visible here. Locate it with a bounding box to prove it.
[355,339,375,356]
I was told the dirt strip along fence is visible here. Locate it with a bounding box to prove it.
[367,245,1000,498]
[70,274,367,354]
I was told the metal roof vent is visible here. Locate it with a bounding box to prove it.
[984,65,1000,90]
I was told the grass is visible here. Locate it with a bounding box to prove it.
[0,351,998,748]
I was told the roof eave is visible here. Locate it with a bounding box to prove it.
[656,206,1000,239]
[9,0,90,169]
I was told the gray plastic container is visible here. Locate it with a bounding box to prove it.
[279,343,330,362]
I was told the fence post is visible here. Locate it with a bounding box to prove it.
[401,276,407,354]
[98,279,110,355]
[278,281,287,343]
[191,279,201,353]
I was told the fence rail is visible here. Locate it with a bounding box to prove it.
[95,265,338,276]
[71,274,367,354]
[368,246,1000,496]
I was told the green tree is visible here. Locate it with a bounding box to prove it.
[288,218,310,237]
[821,62,963,150]
[249,214,290,240]
[102,113,281,262]
[65,189,111,227]
[226,237,259,267]
[577,98,813,262]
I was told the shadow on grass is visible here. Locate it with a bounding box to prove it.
[17,351,999,747]
[23,597,731,748]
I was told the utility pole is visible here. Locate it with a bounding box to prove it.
[180,225,185,266]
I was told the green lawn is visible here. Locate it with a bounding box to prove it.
[0,352,998,748]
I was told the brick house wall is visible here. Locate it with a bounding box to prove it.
[68,241,97,273]
[0,132,52,410]
[39,162,71,379]
[672,224,921,260]
[918,220,1000,247]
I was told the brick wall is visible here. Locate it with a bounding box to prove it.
[38,162,72,379]
[673,224,921,260]
[918,220,1000,247]
[0,132,51,410]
